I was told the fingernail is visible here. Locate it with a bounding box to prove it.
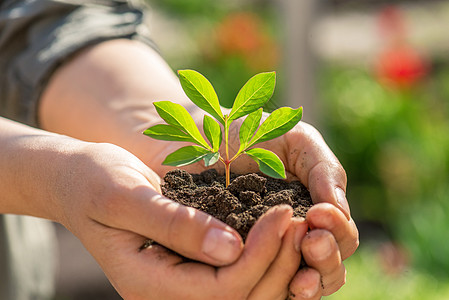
[299,276,320,298]
[202,227,241,263]
[308,234,333,261]
[294,218,306,252]
[335,187,351,220]
[276,205,293,238]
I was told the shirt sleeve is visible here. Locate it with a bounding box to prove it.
[0,0,158,127]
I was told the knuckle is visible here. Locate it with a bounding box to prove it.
[164,204,196,250]
[346,232,360,259]
[322,264,346,296]
[342,221,360,260]
[323,276,346,296]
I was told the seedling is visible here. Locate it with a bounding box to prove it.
[144,70,302,187]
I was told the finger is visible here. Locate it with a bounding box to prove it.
[220,205,293,291]
[284,123,351,220]
[301,229,347,295]
[82,222,225,300]
[92,176,244,267]
[306,202,359,260]
[248,218,308,300]
[138,239,220,300]
[139,164,162,194]
[74,218,184,300]
[136,190,243,266]
[288,268,322,300]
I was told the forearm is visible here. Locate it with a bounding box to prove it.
[0,117,80,220]
[38,39,199,175]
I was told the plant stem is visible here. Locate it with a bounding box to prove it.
[224,119,229,162]
[225,160,230,187]
[224,117,230,187]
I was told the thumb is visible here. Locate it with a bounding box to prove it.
[112,185,244,266]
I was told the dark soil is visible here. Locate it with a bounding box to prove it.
[162,169,313,240]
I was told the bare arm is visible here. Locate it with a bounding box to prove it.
[39,39,195,175]
[0,116,78,219]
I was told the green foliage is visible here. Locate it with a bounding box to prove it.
[248,106,302,147]
[320,66,449,221]
[320,64,449,277]
[228,72,276,121]
[203,115,222,151]
[245,148,286,179]
[144,69,302,185]
[162,145,210,166]
[238,108,263,152]
[326,246,449,300]
[178,70,224,124]
[148,0,224,19]
[397,187,449,278]
[153,101,210,149]
[143,124,195,143]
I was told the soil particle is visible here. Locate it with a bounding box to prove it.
[162,169,313,240]
[228,173,267,195]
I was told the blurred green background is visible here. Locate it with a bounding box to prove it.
[53,1,449,299]
[147,0,449,298]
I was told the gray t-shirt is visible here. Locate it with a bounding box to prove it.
[0,0,156,127]
[0,0,156,298]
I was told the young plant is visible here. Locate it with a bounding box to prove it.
[144,70,302,187]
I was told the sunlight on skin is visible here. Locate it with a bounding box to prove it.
[37,39,358,299]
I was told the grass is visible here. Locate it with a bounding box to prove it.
[325,246,449,300]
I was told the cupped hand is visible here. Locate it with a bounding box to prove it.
[58,143,246,268]
[52,143,309,299]
[259,122,359,298]
[88,205,307,300]
[169,120,360,299]
[49,142,265,298]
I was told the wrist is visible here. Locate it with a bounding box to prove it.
[0,118,87,222]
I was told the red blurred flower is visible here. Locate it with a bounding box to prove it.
[376,45,428,88]
[375,6,429,89]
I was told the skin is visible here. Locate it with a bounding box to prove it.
[37,39,359,298]
[0,117,308,299]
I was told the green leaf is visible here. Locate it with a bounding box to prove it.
[143,124,195,143]
[238,108,262,153]
[248,107,302,147]
[203,152,220,167]
[153,101,210,149]
[203,115,222,152]
[178,70,225,124]
[228,72,276,121]
[162,146,210,166]
[245,148,286,179]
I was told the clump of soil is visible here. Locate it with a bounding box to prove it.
[162,169,313,240]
